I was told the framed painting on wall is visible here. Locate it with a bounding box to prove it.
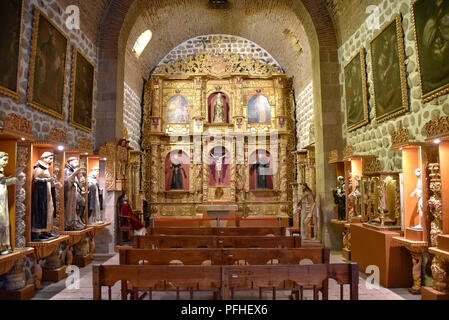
[0,0,25,100]
[412,0,449,103]
[344,49,369,132]
[70,48,95,133]
[370,14,409,123]
[248,94,271,124]
[28,7,69,119]
[166,95,190,123]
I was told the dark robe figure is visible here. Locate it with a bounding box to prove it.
[170,161,186,190]
[333,177,346,221]
[251,162,269,189]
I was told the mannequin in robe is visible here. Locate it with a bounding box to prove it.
[0,152,17,255]
[169,155,187,190]
[88,167,103,225]
[64,157,84,231]
[212,93,225,123]
[31,152,57,242]
[251,154,270,189]
[76,174,87,228]
[410,168,423,230]
[333,176,346,221]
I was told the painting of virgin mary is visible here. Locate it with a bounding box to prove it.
[248,95,271,124]
[166,95,190,123]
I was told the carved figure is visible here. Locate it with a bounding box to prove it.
[300,183,320,241]
[210,151,227,185]
[64,157,85,231]
[88,167,103,225]
[410,168,423,230]
[0,152,17,255]
[332,176,346,221]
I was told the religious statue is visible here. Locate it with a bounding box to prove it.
[211,93,226,123]
[64,157,85,231]
[332,176,346,221]
[76,174,87,227]
[169,154,187,190]
[251,153,271,189]
[0,152,17,255]
[88,167,104,225]
[210,151,227,185]
[410,168,423,230]
[31,152,58,242]
[117,139,129,180]
[351,173,362,218]
[299,183,320,241]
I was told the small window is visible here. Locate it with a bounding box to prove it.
[133,30,152,58]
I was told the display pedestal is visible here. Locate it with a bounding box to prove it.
[72,255,93,268]
[421,286,449,300]
[42,265,67,282]
[351,224,412,288]
[0,284,35,300]
[405,228,424,242]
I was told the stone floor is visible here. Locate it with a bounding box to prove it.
[31,252,421,300]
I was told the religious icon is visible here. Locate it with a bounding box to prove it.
[166,95,190,123]
[300,183,320,241]
[249,150,273,190]
[88,167,104,225]
[248,95,271,124]
[410,168,423,230]
[64,157,86,231]
[165,151,189,191]
[208,92,230,124]
[332,176,346,221]
[0,152,17,255]
[31,152,58,242]
[209,147,230,187]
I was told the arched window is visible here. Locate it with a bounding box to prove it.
[133,30,152,58]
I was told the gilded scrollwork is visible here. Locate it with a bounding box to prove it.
[428,163,442,247]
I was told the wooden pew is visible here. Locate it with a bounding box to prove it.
[222,248,330,265]
[133,235,301,249]
[223,263,359,300]
[150,227,287,236]
[93,265,222,300]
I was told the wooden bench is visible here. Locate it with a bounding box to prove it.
[133,235,301,249]
[92,263,359,300]
[150,227,287,236]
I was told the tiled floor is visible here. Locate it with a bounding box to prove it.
[32,252,421,300]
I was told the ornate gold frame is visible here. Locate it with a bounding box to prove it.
[370,14,409,124]
[411,0,449,103]
[345,48,369,132]
[0,0,25,100]
[27,7,69,120]
[69,47,96,133]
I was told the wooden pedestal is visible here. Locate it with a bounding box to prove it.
[42,266,67,282]
[438,235,449,251]
[422,286,449,300]
[72,255,93,268]
[405,228,424,242]
[0,284,35,300]
[351,224,412,288]
[342,248,351,261]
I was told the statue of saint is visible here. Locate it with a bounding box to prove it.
[210,151,227,185]
[31,152,57,242]
[352,173,362,218]
[64,157,85,231]
[76,174,87,228]
[251,154,270,189]
[410,168,423,230]
[169,155,187,190]
[0,152,17,255]
[212,93,225,123]
[333,176,346,221]
[88,167,103,225]
[300,183,320,241]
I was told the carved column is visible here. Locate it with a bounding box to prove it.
[410,251,424,294]
[431,256,449,293]
[15,143,29,248]
[428,163,443,247]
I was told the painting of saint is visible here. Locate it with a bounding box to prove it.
[165,151,189,191]
[344,50,369,132]
[209,147,230,187]
[0,0,23,99]
[412,0,449,102]
[371,15,408,123]
[29,9,68,119]
[249,150,273,190]
[248,95,271,124]
[208,92,230,124]
[70,49,95,132]
[166,95,190,123]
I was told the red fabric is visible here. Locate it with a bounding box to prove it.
[164,151,190,191]
[121,203,144,231]
[208,92,230,124]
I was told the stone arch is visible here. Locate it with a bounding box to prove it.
[96,0,343,248]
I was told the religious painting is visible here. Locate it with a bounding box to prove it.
[208,147,231,187]
[28,8,69,119]
[164,150,190,191]
[344,49,369,132]
[370,15,408,123]
[248,95,271,124]
[208,92,230,124]
[70,48,95,133]
[166,95,190,123]
[249,150,274,190]
[412,0,449,102]
[0,0,24,100]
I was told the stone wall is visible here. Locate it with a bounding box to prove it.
[123,82,142,151]
[296,82,314,150]
[338,0,449,172]
[0,0,97,148]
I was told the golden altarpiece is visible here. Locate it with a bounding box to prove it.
[141,51,296,225]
